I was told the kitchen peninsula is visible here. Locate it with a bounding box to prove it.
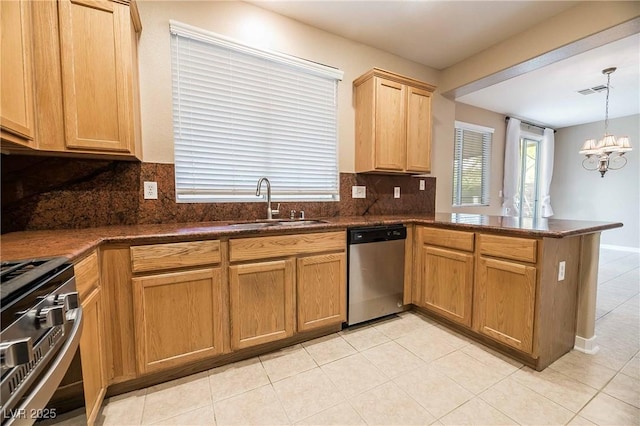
[0,213,622,417]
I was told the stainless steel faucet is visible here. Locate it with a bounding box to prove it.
[256,177,280,220]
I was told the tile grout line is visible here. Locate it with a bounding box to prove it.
[458,360,525,425]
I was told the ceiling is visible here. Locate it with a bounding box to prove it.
[458,33,640,128]
[250,0,640,129]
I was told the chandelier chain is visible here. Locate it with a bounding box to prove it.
[604,71,610,135]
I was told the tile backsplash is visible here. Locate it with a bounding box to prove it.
[1,155,435,233]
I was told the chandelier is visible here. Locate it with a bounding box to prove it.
[579,67,632,177]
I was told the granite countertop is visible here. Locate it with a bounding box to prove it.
[0,213,622,262]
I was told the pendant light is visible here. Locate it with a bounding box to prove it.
[579,67,632,177]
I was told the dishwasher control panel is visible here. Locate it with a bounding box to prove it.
[348,224,406,244]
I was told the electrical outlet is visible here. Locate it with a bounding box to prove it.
[558,261,566,281]
[352,186,366,199]
[419,180,425,191]
[394,187,400,198]
[144,181,158,200]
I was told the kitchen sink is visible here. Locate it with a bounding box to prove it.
[227,222,275,230]
[227,219,327,230]
[269,220,327,227]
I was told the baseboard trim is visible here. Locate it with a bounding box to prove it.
[574,334,600,354]
[601,244,640,253]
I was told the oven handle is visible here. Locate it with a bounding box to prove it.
[7,308,83,426]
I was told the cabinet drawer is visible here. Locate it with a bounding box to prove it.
[230,231,345,262]
[75,251,100,301]
[131,240,221,273]
[420,227,474,252]
[479,234,537,263]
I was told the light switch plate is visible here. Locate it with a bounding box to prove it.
[352,186,366,199]
[419,180,425,191]
[558,261,566,281]
[144,181,158,200]
[394,187,400,198]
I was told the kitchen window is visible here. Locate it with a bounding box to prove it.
[170,21,343,203]
[452,121,493,206]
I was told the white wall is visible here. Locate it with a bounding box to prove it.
[551,114,640,249]
[135,0,452,175]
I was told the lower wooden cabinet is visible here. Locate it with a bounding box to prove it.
[228,231,346,350]
[132,268,224,374]
[420,246,474,326]
[414,226,474,327]
[297,253,346,332]
[414,226,539,355]
[79,287,107,426]
[74,251,106,425]
[229,259,295,350]
[102,232,346,383]
[474,256,537,354]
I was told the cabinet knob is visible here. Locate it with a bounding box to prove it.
[0,338,34,368]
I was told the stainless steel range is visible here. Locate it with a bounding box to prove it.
[0,258,82,425]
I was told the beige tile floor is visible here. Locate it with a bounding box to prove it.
[51,247,639,426]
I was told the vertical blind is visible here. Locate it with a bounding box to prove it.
[452,121,493,206]
[170,21,343,202]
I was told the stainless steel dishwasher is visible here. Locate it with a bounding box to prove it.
[347,224,407,326]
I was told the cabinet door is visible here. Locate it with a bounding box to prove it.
[1,0,35,144]
[229,259,295,350]
[406,86,432,173]
[58,0,133,153]
[79,288,107,425]
[297,253,346,332]
[133,268,224,374]
[475,257,536,353]
[421,246,474,327]
[374,77,405,171]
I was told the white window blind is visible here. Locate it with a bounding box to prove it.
[170,21,343,203]
[452,121,493,206]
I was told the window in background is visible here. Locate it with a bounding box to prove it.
[515,137,541,218]
[170,21,343,203]
[452,121,493,206]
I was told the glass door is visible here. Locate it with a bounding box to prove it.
[515,138,540,218]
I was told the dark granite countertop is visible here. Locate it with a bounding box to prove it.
[0,213,622,262]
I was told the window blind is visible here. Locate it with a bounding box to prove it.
[452,121,493,206]
[170,21,343,203]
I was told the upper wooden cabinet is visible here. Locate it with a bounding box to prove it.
[0,0,36,146]
[354,68,436,174]
[58,0,135,153]
[1,0,142,159]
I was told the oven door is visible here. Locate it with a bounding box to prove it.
[2,308,83,426]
